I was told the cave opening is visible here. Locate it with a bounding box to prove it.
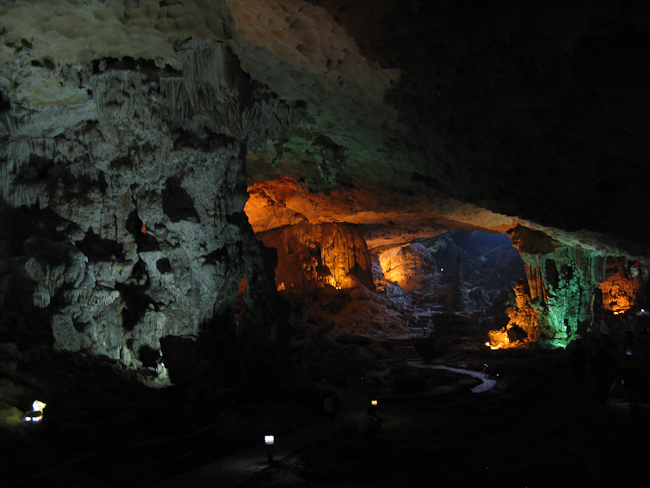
[251,219,528,371]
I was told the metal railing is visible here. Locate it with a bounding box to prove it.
[4,399,237,488]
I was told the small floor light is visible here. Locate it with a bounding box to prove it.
[368,400,378,418]
[24,400,46,423]
[265,435,274,463]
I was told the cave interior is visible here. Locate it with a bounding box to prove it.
[2,1,650,487]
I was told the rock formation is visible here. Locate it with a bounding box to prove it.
[598,257,643,315]
[376,243,436,291]
[256,221,374,291]
[490,226,610,348]
[0,31,299,385]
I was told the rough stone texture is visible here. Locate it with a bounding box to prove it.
[0,35,298,378]
[598,257,643,314]
[256,222,374,292]
[506,225,608,347]
[377,243,435,291]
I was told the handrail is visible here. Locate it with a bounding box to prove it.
[4,399,237,487]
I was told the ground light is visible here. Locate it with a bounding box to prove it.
[368,400,379,419]
[24,400,46,422]
[265,435,274,463]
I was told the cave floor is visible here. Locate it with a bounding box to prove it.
[237,382,650,487]
[154,344,650,488]
[5,336,650,488]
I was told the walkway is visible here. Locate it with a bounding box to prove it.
[411,364,497,393]
[154,331,496,487]
[392,331,497,394]
[153,422,333,488]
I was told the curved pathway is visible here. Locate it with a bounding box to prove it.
[410,363,497,393]
[392,331,497,394]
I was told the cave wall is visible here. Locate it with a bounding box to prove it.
[255,222,375,292]
[0,40,297,379]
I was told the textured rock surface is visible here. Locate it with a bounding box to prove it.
[498,225,610,347]
[256,222,374,291]
[0,33,298,379]
[598,257,643,314]
[377,243,436,291]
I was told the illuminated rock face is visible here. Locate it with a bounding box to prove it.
[504,226,607,348]
[598,258,642,315]
[0,40,296,376]
[255,222,374,292]
[377,243,435,291]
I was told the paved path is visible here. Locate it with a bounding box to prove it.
[154,331,496,487]
[392,332,497,394]
[153,422,334,488]
[411,363,497,393]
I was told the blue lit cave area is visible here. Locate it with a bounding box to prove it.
[3,1,650,487]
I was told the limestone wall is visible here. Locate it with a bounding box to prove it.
[0,38,297,382]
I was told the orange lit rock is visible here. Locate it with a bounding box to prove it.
[255,221,374,292]
[246,177,517,250]
[377,243,435,291]
[487,279,540,349]
[598,257,642,314]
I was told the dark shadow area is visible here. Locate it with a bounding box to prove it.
[116,263,152,331]
[76,227,125,261]
[126,210,161,252]
[162,178,200,223]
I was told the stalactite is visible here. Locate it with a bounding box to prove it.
[159,76,193,125]
[91,70,153,142]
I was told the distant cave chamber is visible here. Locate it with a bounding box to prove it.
[245,198,649,352]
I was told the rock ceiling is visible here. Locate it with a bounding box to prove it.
[1,0,649,261]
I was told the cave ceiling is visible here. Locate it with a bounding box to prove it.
[1,0,649,258]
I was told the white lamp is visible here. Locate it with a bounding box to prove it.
[265,434,274,463]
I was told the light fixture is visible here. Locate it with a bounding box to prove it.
[265,435,274,463]
[24,400,46,423]
[371,400,378,406]
[32,401,46,412]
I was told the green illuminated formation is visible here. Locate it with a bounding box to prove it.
[522,247,606,348]
[508,226,606,348]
